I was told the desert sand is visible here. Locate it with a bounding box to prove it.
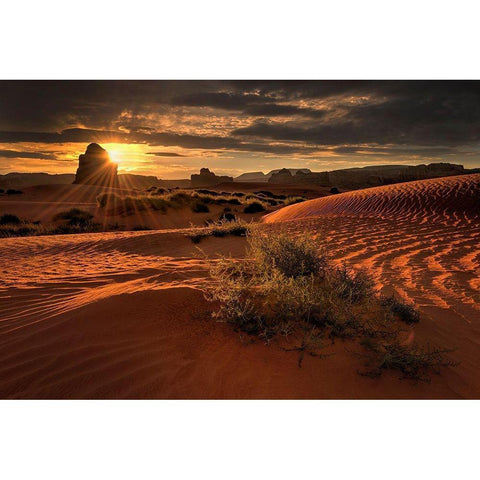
[0,183,267,231]
[0,174,479,398]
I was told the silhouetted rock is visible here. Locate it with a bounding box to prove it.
[73,143,118,187]
[191,168,233,187]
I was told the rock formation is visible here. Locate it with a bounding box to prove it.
[268,168,294,184]
[73,143,118,187]
[268,163,467,189]
[190,168,233,187]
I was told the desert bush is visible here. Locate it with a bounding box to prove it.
[187,219,249,243]
[0,213,21,225]
[97,189,274,216]
[333,263,375,303]
[381,295,420,324]
[254,190,274,198]
[0,220,100,237]
[359,340,456,382]
[196,189,219,196]
[148,187,168,195]
[284,196,306,206]
[219,212,236,222]
[0,188,4,193]
[244,201,266,213]
[330,187,340,194]
[147,197,169,212]
[191,200,210,213]
[248,230,327,278]
[6,189,23,195]
[53,208,94,227]
[204,229,453,379]
[168,191,191,207]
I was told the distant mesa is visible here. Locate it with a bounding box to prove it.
[234,168,311,183]
[73,143,119,187]
[269,168,293,183]
[267,163,467,188]
[191,167,233,187]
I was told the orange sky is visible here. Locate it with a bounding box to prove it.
[1,81,480,178]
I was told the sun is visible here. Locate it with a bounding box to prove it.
[100,143,147,172]
[108,150,120,165]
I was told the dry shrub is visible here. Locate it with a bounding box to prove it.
[284,196,306,206]
[333,263,375,304]
[381,295,420,324]
[359,340,457,382]
[0,213,21,225]
[243,201,266,213]
[187,219,249,244]
[205,229,454,380]
[248,230,327,278]
[53,208,94,227]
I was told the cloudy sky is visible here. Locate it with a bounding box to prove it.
[1,80,480,178]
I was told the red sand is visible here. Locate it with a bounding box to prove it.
[0,175,479,398]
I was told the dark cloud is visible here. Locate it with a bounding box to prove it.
[243,104,326,118]
[0,127,314,155]
[332,146,460,156]
[171,92,267,109]
[146,152,186,157]
[0,149,58,160]
[0,128,128,144]
[2,80,480,163]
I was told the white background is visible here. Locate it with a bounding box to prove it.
[1,1,479,479]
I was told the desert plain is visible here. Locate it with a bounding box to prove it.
[0,173,479,399]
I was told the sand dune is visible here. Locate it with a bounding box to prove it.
[264,173,480,225]
[262,174,480,397]
[0,175,479,398]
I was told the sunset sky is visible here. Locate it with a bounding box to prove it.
[1,80,480,179]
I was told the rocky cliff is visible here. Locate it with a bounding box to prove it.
[73,143,118,187]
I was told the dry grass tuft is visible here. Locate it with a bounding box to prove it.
[205,229,455,380]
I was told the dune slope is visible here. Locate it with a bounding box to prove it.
[262,174,480,397]
[264,173,480,225]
